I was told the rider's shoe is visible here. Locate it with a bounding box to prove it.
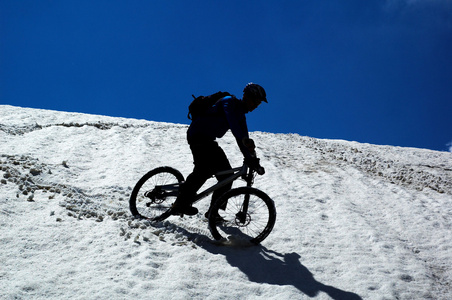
[171,203,198,216]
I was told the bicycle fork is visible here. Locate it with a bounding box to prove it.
[236,168,254,225]
[236,193,251,225]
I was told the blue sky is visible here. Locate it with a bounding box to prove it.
[1,1,451,152]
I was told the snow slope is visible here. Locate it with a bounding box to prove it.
[1,105,451,299]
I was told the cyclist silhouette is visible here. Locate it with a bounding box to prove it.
[171,83,267,217]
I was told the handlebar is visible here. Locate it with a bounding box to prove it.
[242,138,265,175]
[244,157,265,176]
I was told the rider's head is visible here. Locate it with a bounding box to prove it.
[243,83,267,112]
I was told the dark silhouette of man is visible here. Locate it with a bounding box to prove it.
[171,83,267,217]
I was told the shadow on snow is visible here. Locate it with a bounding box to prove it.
[204,244,363,300]
[164,223,363,299]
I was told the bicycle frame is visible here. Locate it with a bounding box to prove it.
[154,164,253,204]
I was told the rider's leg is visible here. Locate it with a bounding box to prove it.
[172,141,218,215]
[211,146,232,210]
[172,168,208,215]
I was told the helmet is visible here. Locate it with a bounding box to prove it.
[243,83,267,103]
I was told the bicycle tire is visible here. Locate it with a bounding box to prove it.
[208,187,276,245]
[129,167,184,221]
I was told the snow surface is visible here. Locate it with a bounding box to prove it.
[1,104,451,299]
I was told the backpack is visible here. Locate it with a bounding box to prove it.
[187,91,231,120]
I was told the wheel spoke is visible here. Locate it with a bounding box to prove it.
[129,167,184,221]
[209,187,276,244]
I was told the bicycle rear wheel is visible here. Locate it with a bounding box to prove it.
[208,187,276,245]
[129,167,184,221]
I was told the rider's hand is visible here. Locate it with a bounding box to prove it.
[256,166,265,175]
[245,157,265,175]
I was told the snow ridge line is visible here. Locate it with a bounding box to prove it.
[0,122,155,135]
[303,138,452,195]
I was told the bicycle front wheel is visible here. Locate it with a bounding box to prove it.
[208,187,276,245]
[129,167,184,221]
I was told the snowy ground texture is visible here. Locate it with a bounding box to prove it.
[1,104,451,300]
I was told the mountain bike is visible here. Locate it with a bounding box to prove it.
[129,162,276,244]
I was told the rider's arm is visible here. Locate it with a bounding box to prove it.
[221,99,252,159]
[220,98,265,175]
